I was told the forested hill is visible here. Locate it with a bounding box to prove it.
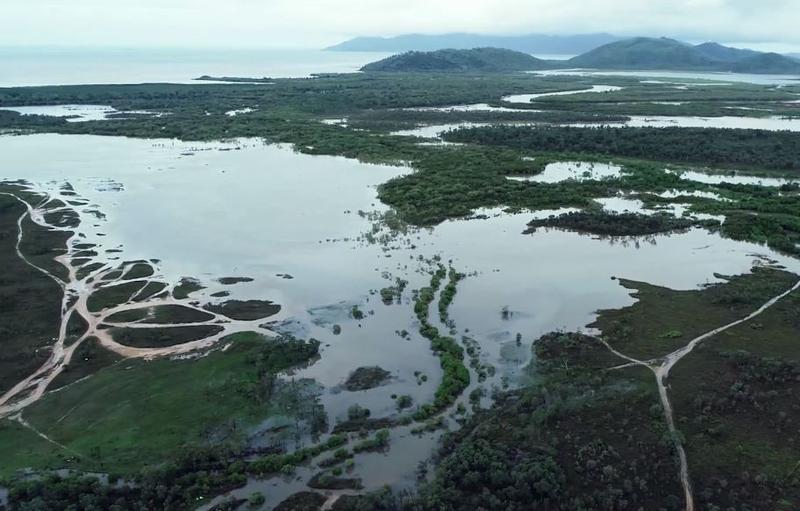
[361,48,550,72]
[568,37,800,74]
[360,37,800,75]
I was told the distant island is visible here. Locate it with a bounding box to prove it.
[360,47,549,73]
[360,38,800,75]
[328,32,621,55]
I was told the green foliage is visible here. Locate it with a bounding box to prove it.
[6,446,247,510]
[0,332,322,476]
[412,265,470,421]
[249,434,347,475]
[347,404,371,421]
[396,394,413,410]
[352,429,391,453]
[525,210,707,236]
[361,48,550,73]
[445,125,800,172]
[350,305,365,320]
[438,267,464,322]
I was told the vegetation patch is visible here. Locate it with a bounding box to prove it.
[412,264,470,421]
[204,299,281,321]
[49,337,122,391]
[86,281,146,312]
[344,366,392,391]
[217,277,254,285]
[109,324,224,348]
[172,277,204,299]
[274,491,326,511]
[445,125,800,172]
[525,210,708,236]
[1,332,322,477]
[106,304,215,324]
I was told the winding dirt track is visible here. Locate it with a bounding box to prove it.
[602,277,800,511]
[0,186,283,420]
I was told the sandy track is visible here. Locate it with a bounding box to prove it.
[602,277,800,511]
[0,185,282,419]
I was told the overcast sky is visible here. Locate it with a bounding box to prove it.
[5,0,799,52]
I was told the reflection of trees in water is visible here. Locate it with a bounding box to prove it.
[531,225,678,249]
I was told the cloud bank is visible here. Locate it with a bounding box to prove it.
[4,0,798,50]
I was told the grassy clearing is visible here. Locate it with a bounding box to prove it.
[108,324,224,348]
[0,332,320,476]
[592,268,798,360]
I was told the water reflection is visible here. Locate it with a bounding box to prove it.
[502,84,623,104]
[506,161,623,183]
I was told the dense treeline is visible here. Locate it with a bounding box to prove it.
[5,447,245,511]
[412,265,470,420]
[0,74,619,116]
[444,125,800,172]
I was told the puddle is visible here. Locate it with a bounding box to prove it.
[0,104,159,122]
[506,161,623,183]
[673,169,800,187]
[224,108,257,116]
[502,85,624,104]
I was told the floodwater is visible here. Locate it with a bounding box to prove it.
[597,115,800,131]
[674,169,800,187]
[2,133,799,508]
[406,103,536,113]
[532,68,800,86]
[502,84,623,104]
[391,122,494,138]
[506,161,623,183]
[0,104,158,122]
[392,113,800,140]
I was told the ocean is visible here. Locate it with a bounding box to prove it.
[0,47,392,87]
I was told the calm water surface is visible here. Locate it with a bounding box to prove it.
[0,47,390,86]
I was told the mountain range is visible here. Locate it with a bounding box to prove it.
[361,37,800,75]
[569,38,800,73]
[328,33,622,54]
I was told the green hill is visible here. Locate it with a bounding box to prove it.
[568,37,800,74]
[568,37,715,70]
[730,52,800,74]
[693,42,760,63]
[360,47,549,73]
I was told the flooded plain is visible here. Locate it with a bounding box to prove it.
[2,133,799,507]
[0,104,158,122]
[531,68,800,86]
[600,115,800,131]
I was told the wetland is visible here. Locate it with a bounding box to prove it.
[0,67,799,510]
